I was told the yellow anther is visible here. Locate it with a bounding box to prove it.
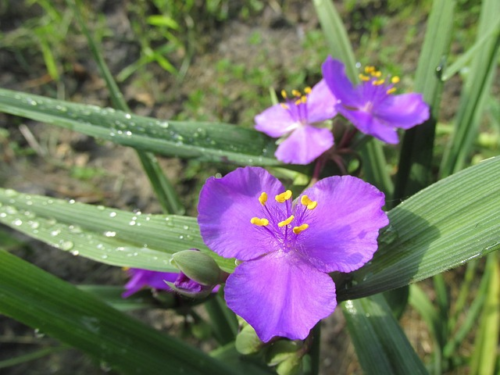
[122,267,130,271]
[301,96,307,103]
[280,103,289,110]
[292,89,301,97]
[304,87,312,94]
[372,79,385,86]
[251,217,269,227]
[391,76,400,84]
[364,66,375,73]
[278,215,295,228]
[371,71,382,77]
[293,224,309,235]
[359,74,370,81]
[300,195,318,210]
[295,99,302,105]
[386,87,397,94]
[259,192,268,205]
[275,190,292,203]
[281,90,287,98]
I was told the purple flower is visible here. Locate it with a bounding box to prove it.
[197,167,388,342]
[122,268,218,298]
[254,80,337,165]
[322,57,430,144]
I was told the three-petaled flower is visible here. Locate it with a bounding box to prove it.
[198,167,388,342]
[322,57,430,144]
[254,80,337,165]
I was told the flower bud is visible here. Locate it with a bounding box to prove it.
[276,354,302,375]
[235,324,264,355]
[170,249,222,286]
[266,340,303,366]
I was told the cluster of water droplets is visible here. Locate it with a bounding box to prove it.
[11,91,276,166]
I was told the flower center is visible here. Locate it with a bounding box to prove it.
[250,190,318,252]
[279,88,312,125]
[358,65,400,95]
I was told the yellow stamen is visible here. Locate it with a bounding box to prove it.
[371,71,382,77]
[365,66,375,73]
[278,215,295,227]
[359,74,370,81]
[300,195,318,210]
[295,99,302,105]
[280,103,289,109]
[372,79,385,86]
[259,192,268,205]
[304,87,312,94]
[301,96,307,103]
[275,190,292,203]
[122,267,130,271]
[386,87,397,94]
[391,76,400,84]
[293,224,309,235]
[292,89,301,97]
[281,90,287,98]
[251,217,269,226]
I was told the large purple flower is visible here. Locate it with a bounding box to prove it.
[197,167,388,342]
[254,80,337,165]
[122,268,216,298]
[322,57,430,144]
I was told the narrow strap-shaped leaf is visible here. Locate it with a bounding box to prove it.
[0,88,279,166]
[0,188,236,273]
[440,0,500,177]
[342,294,428,375]
[0,347,67,370]
[0,251,235,375]
[393,0,455,204]
[469,253,499,375]
[337,156,500,301]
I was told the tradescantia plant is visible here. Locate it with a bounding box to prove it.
[0,0,499,374]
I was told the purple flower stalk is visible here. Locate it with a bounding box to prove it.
[122,268,217,298]
[198,167,388,342]
[322,57,430,144]
[254,80,337,165]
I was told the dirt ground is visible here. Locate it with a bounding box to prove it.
[0,0,483,374]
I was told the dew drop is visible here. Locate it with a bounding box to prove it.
[104,231,116,237]
[50,229,61,236]
[60,241,74,250]
[109,212,117,218]
[12,219,23,226]
[129,221,136,226]
[70,250,80,256]
[101,254,108,260]
[125,113,132,119]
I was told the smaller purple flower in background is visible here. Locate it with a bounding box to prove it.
[198,167,388,342]
[322,57,430,144]
[254,80,337,165]
[122,268,218,298]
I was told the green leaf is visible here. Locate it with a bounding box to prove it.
[394,0,455,203]
[204,293,239,345]
[77,285,159,311]
[0,88,279,166]
[0,347,67,369]
[440,0,500,177]
[337,156,500,301]
[0,188,236,273]
[469,254,499,375]
[342,294,428,375]
[69,0,184,215]
[0,250,235,375]
[210,343,274,375]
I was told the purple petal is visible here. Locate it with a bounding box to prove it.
[174,272,204,293]
[306,79,337,123]
[375,93,430,129]
[322,57,361,105]
[255,104,297,138]
[275,125,334,164]
[338,107,399,144]
[225,251,336,342]
[295,176,388,273]
[122,269,177,298]
[198,167,285,260]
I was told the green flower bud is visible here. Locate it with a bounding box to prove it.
[266,340,303,366]
[235,324,264,355]
[276,354,303,375]
[170,249,222,286]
